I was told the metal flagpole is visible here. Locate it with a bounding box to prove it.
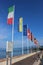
[27,25,29,54]
[36,42,40,52]
[27,38,29,54]
[28,40,30,53]
[6,41,8,65]
[22,18,23,55]
[27,29,30,53]
[12,6,15,57]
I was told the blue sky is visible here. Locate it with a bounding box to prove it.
[0,0,43,48]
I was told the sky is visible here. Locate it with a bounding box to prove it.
[0,0,43,48]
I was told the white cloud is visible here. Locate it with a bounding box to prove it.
[0,35,8,40]
[0,26,11,40]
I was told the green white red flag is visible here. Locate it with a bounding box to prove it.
[7,6,14,24]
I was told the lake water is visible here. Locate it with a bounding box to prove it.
[0,48,29,59]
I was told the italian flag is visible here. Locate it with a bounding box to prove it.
[7,6,14,24]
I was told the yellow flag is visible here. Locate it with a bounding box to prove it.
[19,17,23,32]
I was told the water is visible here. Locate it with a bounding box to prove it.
[0,48,6,59]
[0,47,29,59]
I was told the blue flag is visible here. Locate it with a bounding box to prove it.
[23,25,27,36]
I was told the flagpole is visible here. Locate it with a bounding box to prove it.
[36,42,40,51]
[27,29,30,53]
[12,6,15,57]
[27,25,29,54]
[29,40,31,53]
[22,18,23,55]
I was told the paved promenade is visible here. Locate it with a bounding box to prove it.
[40,51,43,65]
[0,51,41,65]
[13,51,42,65]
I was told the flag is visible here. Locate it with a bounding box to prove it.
[23,25,27,36]
[34,38,38,44]
[19,17,23,32]
[7,6,14,24]
[27,29,31,40]
[31,32,34,41]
